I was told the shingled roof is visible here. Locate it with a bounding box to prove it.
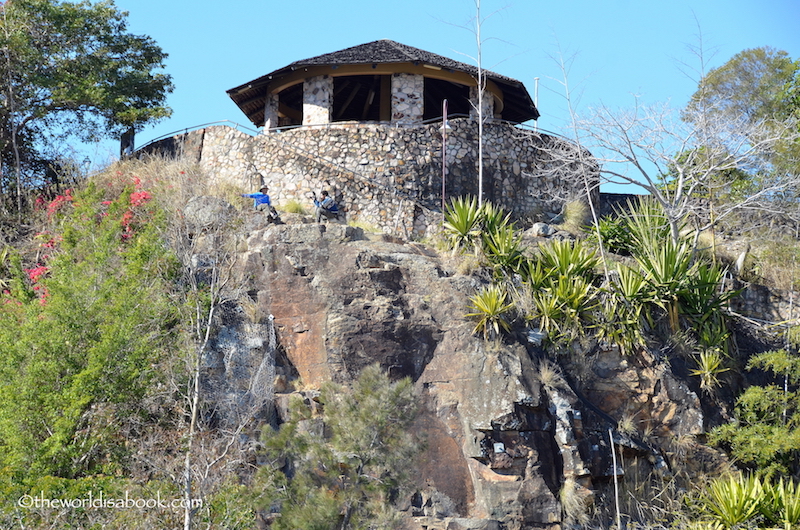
[228,39,539,125]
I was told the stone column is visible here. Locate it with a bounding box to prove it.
[303,75,332,126]
[470,86,495,121]
[263,93,279,133]
[391,73,424,126]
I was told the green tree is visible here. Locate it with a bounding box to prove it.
[687,47,799,124]
[709,349,800,477]
[0,0,173,212]
[685,47,800,210]
[256,365,420,529]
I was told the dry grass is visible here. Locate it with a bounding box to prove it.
[280,199,307,215]
[535,359,568,391]
[560,476,592,526]
[556,199,589,234]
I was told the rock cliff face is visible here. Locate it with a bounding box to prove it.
[199,214,720,529]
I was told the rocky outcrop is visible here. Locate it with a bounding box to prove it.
[197,218,717,529]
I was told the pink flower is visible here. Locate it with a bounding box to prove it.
[25,265,49,283]
[129,190,152,207]
[46,189,74,218]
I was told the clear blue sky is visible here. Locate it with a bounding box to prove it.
[93,0,800,192]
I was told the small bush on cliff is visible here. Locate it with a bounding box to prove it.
[255,365,420,530]
[709,349,800,477]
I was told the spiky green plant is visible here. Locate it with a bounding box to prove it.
[533,275,599,345]
[465,284,515,340]
[634,237,695,332]
[482,224,525,277]
[517,257,553,290]
[622,196,677,254]
[479,201,513,236]
[690,349,729,393]
[695,474,765,529]
[537,239,600,280]
[443,196,482,254]
[761,478,800,530]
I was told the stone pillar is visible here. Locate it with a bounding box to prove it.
[470,86,495,121]
[263,93,279,132]
[303,75,332,126]
[391,73,424,126]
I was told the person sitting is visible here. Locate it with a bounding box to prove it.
[314,190,339,223]
[242,186,281,223]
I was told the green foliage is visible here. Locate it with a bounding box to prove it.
[692,474,800,530]
[256,365,420,530]
[0,183,178,480]
[596,265,650,355]
[759,478,800,530]
[694,473,765,528]
[710,349,800,476]
[443,196,482,253]
[688,46,798,126]
[466,284,515,340]
[591,215,635,255]
[0,0,173,135]
[689,349,729,393]
[533,275,599,345]
[0,0,173,211]
[481,224,525,278]
[537,239,600,280]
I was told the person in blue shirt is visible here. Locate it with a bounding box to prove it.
[313,190,339,223]
[242,186,281,223]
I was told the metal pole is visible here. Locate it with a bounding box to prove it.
[442,99,448,218]
[534,77,539,133]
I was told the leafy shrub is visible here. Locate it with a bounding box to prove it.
[256,365,419,530]
[710,349,800,477]
[0,182,179,480]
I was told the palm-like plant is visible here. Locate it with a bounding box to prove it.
[696,474,765,528]
[518,257,553,290]
[537,239,600,280]
[465,284,515,340]
[533,275,599,344]
[479,201,513,236]
[598,265,651,355]
[634,237,695,332]
[482,224,525,277]
[443,196,482,254]
[761,478,800,530]
[690,349,729,393]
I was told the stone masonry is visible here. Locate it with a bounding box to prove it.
[391,73,424,126]
[144,119,597,239]
[303,75,333,126]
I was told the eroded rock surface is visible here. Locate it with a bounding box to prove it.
[200,221,718,529]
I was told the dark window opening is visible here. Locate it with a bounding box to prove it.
[333,75,387,122]
[278,83,302,127]
[424,78,471,121]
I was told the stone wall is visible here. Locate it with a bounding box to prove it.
[303,75,333,126]
[391,73,424,126]
[731,283,800,326]
[143,119,597,238]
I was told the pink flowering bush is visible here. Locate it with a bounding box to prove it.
[129,190,152,207]
[46,189,73,218]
